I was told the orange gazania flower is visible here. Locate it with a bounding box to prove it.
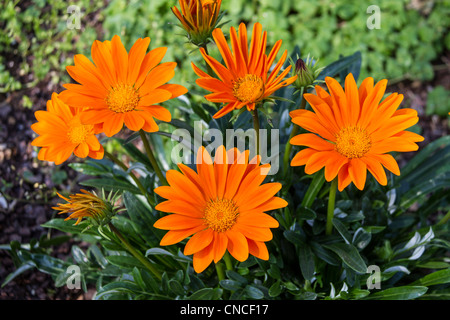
[31,92,104,165]
[153,145,287,273]
[192,22,298,119]
[59,35,188,137]
[53,189,118,226]
[172,0,222,45]
[290,73,424,191]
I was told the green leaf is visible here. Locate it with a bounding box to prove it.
[268,280,283,297]
[124,192,162,246]
[332,218,352,244]
[296,206,317,220]
[41,218,95,235]
[310,241,341,266]
[169,279,185,296]
[106,255,144,270]
[244,285,264,299]
[189,288,222,300]
[220,279,242,291]
[317,51,362,82]
[298,243,315,281]
[1,263,34,288]
[365,286,428,300]
[71,245,89,266]
[323,243,367,274]
[411,269,450,287]
[301,171,326,208]
[283,230,304,246]
[80,177,141,194]
[400,135,450,179]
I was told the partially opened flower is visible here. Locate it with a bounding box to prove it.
[192,22,297,119]
[31,92,104,165]
[153,145,287,273]
[53,189,120,226]
[59,35,187,137]
[172,0,223,46]
[290,73,424,191]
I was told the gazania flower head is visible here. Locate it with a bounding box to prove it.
[53,189,121,226]
[192,22,298,119]
[59,35,188,137]
[153,145,287,273]
[31,92,104,165]
[290,73,424,191]
[172,0,223,46]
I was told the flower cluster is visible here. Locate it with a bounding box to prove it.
[31,2,424,276]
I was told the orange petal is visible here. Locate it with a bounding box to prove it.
[192,242,215,273]
[360,156,387,186]
[238,212,279,228]
[226,229,249,261]
[184,228,214,255]
[247,239,269,260]
[159,225,205,246]
[290,133,334,151]
[153,214,204,231]
[213,232,228,263]
[290,148,317,167]
[348,158,367,190]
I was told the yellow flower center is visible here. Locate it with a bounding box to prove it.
[106,84,140,113]
[203,198,239,233]
[335,126,372,159]
[67,116,92,145]
[232,74,265,103]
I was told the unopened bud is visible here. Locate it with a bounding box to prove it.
[53,189,121,227]
[291,54,324,90]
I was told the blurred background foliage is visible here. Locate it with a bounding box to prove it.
[0,0,449,113]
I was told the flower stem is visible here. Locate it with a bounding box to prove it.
[139,130,168,186]
[252,109,260,155]
[223,251,234,271]
[104,150,154,206]
[109,222,162,280]
[215,261,226,281]
[326,178,338,236]
[200,43,215,77]
[436,209,450,226]
[283,94,307,173]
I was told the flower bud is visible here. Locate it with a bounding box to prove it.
[53,189,121,227]
[291,54,324,90]
[172,0,223,47]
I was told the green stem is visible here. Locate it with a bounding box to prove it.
[283,94,307,173]
[139,130,168,186]
[326,178,338,236]
[252,109,260,155]
[436,210,450,226]
[109,223,162,280]
[200,43,215,77]
[215,261,226,282]
[104,150,154,206]
[223,252,234,271]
